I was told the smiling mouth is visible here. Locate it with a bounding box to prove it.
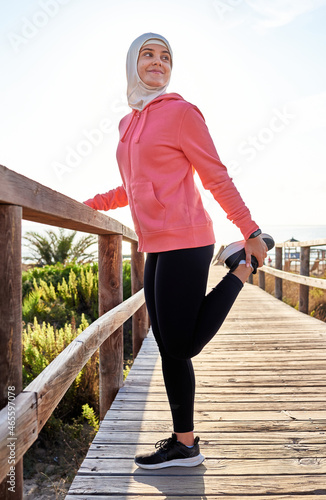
[149,70,163,74]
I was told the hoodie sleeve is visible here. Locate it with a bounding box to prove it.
[84,185,129,211]
[179,105,259,240]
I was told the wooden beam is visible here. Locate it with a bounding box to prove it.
[275,246,283,300]
[131,243,148,358]
[0,164,137,242]
[0,205,23,499]
[258,269,265,290]
[98,235,124,421]
[299,246,310,314]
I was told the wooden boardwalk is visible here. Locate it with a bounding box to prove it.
[66,266,326,499]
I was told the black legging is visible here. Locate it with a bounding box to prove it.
[144,244,243,433]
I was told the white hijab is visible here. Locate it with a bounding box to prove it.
[126,32,173,111]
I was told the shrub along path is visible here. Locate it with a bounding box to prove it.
[66,265,326,498]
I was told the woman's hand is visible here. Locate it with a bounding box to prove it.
[244,235,268,269]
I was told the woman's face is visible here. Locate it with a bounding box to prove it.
[137,43,171,87]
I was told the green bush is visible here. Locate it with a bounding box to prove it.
[22,315,99,420]
[22,260,133,425]
[22,263,99,328]
[123,260,131,299]
[22,262,98,298]
[23,261,131,328]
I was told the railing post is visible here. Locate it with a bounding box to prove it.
[98,234,123,421]
[258,269,265,290]
[275,247,283,300]
[0,205,23,500]
[131,243,147,358]
[299,246,310,314]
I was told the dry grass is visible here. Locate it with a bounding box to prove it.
[252,272,326,322]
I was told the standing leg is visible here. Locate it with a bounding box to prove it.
[144,247,249,439]
[144,253,196,435]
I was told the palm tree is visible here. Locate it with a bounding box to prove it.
[24,228,97,266]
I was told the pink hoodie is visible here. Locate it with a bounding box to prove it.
[84,93,258,252]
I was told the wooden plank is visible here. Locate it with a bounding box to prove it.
[66,496,326,500]
[124,376,326,387]
[130,365,326,373]
[0,164,137,241]
[114,392,326,403]
[86,443,326,459]
[101,409,326,421]
[189,333,326,339]
[94,428,326,442]
[110,400,326,411]
[67,475,326,496]
[130,360,326,370]
[194,351,326,359]
[79,457,326,475]
[119,385,326,395]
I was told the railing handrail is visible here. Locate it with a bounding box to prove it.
[0,290,145,482]
[275,238,326,248]
[260,265,326,290]
[251,238,325,316]
[0,165,147,494]
[0,164,137,241]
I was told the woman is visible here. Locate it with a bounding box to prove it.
[84,32,274,469]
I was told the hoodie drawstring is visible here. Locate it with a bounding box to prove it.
[135,107,149,143]
[121,107,149,144]
[121,109,137,143]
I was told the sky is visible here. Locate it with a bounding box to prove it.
[1,0,326,249]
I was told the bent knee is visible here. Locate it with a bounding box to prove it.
[163,341,195,360]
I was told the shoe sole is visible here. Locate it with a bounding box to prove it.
[217,240,244,264]
[135,453,205,469]
[217,233,274,265]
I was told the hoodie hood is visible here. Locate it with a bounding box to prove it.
[126,32,173,112]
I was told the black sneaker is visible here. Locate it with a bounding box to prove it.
[134,433,205,469]
[217,233,275,275]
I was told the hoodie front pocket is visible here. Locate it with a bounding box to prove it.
[132,182,166,233]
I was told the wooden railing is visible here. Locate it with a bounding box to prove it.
[249,238,326,313]
[0,165,147,498]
